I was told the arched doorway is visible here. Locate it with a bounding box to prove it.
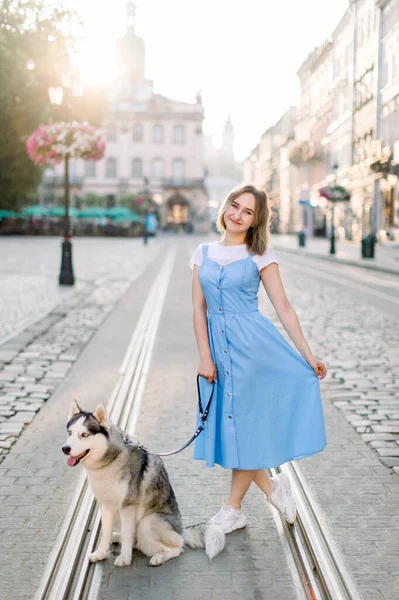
[166,193,191,231]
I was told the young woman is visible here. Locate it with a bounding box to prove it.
[189,184,327,532]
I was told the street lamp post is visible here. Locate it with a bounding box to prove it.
[329,163,339,255]
[59,152,74,284]
[48,85,75,285]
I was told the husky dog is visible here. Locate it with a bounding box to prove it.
[62,401,225,567]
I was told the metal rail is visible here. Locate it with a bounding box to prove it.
[270,463,363,600]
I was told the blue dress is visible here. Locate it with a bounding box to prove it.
[192,244,327,470]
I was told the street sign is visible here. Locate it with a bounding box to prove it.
[298,199,311,206]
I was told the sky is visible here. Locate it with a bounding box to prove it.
[69,0,350,160]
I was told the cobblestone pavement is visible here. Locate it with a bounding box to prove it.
[273,233,399,274]
[0,236,165,462]
[0,236,164,343]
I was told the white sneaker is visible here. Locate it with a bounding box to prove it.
[266,473,297,524]
[208,505,247,534]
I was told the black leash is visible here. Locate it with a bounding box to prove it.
[123,375,215,457]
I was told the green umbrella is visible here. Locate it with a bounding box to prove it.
[78,206,107,218]
[111,213,143,224]
[106,206,133,218]
[49,206,79,218]
[21,205,49,216]
[0,209,18,218]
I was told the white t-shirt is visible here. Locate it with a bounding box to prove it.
[189,241,279,271]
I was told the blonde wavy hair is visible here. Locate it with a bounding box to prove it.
[216,184,271,255]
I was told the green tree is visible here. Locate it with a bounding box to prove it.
[0,1,106,211]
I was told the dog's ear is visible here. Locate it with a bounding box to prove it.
[69,400,82,419]
[92,404,110,428]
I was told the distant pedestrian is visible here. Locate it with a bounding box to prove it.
[143,210,158,245]
[189,184,327,532]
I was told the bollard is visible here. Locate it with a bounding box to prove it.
[298,231,306,247]
[361,235,375,259]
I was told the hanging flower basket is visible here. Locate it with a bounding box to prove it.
[26,121,107,166]
[319,185,351,202]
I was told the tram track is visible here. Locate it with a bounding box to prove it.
[34,240,362,600]
[270,463,362,600]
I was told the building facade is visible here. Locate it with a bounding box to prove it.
[243,107,298,233]
[42,2,208,232]
[373,0,399,236]
[244,0,399,240]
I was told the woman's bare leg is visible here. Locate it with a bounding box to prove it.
[226,470,273,509]
[252,470,273,496]
[225,470,255,509]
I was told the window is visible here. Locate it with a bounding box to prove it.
[132,158,143,178]
[151,158,164,180]
[173,125,185,143]
[173,158,185,183]
[133,124,143,142]
[106,157,117,178]
[85,160,96,177]
[153,124,164,143]
[107,125,117,142]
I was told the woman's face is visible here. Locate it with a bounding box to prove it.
[224,192,255,234]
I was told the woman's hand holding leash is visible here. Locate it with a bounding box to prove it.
[304,353,327,380]
[198,356,217,383]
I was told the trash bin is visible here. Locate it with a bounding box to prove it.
[361,235,375,259]
[298,231,306,247]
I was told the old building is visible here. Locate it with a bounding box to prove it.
[289,41,332,237]
[348,0,379,239]
[243,108,297,233]
[327,7,356,239]
[42,1,208,232]
[372,0,399,237]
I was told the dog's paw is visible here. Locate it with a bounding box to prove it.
[89,549,109,563]
[149,553,166,567]
[114,553,132,567]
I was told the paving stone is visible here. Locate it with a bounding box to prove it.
[0,410,15,418]
[369,441,399,449]
[29,393,50,400]
[0,373,15,382]
[23,385,49,394]
[372,425,399,433]
[375,448,399,457]
[0,350,19,363]
[3,366,24,374]
[16,377,37,384]
[0,441,15,450]
[378,457,399,467]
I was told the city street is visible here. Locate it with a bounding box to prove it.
[0,234,399,599]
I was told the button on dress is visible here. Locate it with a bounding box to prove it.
[190,243,327,470]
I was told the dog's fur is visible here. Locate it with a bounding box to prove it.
[62,401,225,567]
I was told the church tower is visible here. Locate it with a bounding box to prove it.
[222,115,235,160]
[113,2,153,102]
[116,1,145,83]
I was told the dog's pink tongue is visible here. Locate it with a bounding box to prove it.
[67,456,79,467]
